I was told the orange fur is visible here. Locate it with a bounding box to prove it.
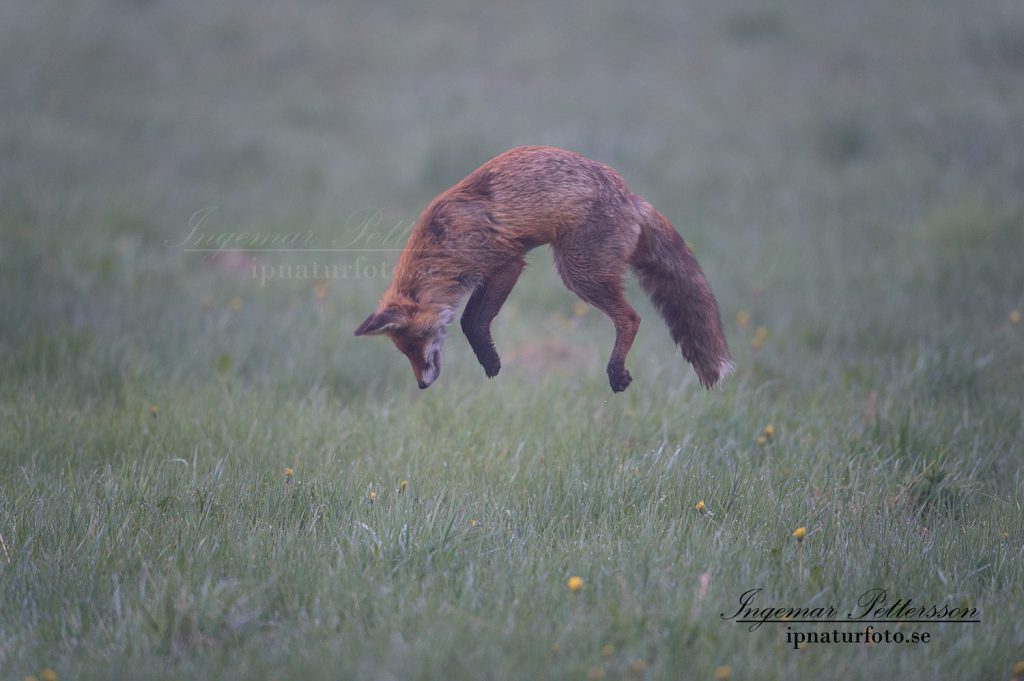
[355,146,731,392]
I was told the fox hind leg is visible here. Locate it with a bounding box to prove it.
[461,259,524,378]
[567,276,640,392]
[553,224,641,393]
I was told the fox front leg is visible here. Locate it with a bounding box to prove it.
[460,261,524,379]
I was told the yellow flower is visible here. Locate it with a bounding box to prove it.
[149,404,158,417]
[752,325,769,350]
[313,280,329,300]
[587,667,605,680]
[793,526,807,542]
[229,296,242,311]
[25,676,39,681]
[399,480,408,495]
[714,665,732,681]
[40,670,58,681]
[283,467,293,479]
[470,519,478,527]
[1011,310,1022,326]
[1013,660,1024,677]
[574,301,589,317]
[600,643,614,659]
[695,499,706,513]
[629,659,648,673]
[756,435,768,446]
[763,424,775,439]
[736,310,750,328]
[368,490,377,502]
[567,575,584,593]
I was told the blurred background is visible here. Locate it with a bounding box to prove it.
[2,0,1022,397]
[3,2,1024,678]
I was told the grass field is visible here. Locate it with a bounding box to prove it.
[2,0,1024,679]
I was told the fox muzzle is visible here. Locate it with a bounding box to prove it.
[417,347,441,388]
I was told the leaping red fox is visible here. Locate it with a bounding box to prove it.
[355,146,732,393]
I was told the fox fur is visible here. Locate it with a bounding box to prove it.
[355,146,732,392]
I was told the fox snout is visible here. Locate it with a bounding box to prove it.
[417,346,442,389]
[396,337,442,389]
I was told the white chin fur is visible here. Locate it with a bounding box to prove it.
[420,335,444,387]
[718,359,736,382]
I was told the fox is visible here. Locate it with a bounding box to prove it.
[354,146,732,393]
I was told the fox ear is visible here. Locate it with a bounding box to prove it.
[354,308,399,336]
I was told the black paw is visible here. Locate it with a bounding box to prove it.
[608,365,632,393]
[482,353,501,378]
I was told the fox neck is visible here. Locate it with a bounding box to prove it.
[390,258,466,316]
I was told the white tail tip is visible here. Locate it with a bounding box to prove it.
[717,359,736,385]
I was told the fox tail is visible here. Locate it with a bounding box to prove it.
[630,196,733,389]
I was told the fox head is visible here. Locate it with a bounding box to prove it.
[354,295,456,389]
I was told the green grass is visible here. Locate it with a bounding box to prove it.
[2,0,1024,679]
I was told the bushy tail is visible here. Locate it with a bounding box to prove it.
[630,196,733,388]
